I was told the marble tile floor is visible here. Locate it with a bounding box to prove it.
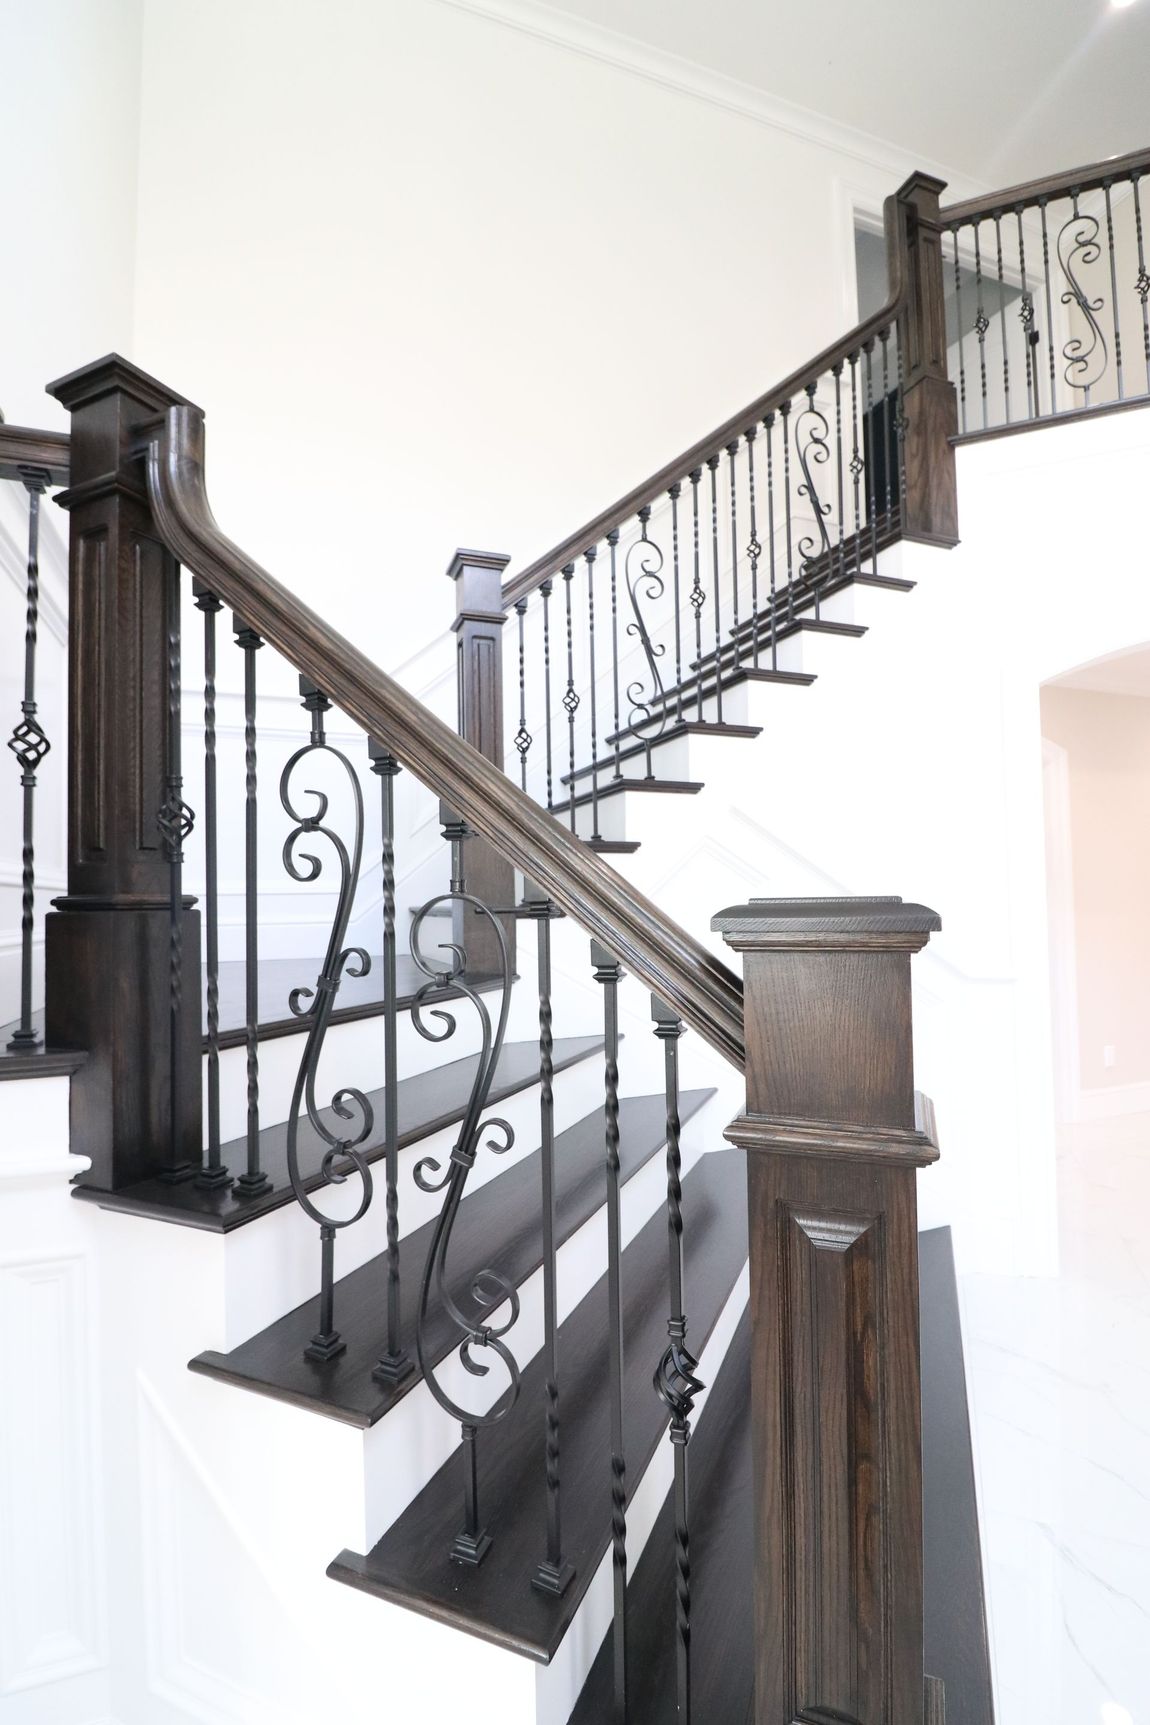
[961,1109,1150,1725]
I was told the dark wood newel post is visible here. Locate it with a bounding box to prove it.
[446,548,515,974]
[45,354,202,1190]
[896,172,959,548]
[713,895,942,1725]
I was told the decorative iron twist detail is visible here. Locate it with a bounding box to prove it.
[279,723,375,1262]
[156,795,195,851]
[1058,211,1109,391]
[8,713,50,779]
[623,508,669,747]
[974,308,990,340]
[655,1335,705,1429]
[410,895,519,1431]
[1019,291,1035,330]
[1137,267,1150,303]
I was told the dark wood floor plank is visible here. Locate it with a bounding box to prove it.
[570,1308,755,1725]
[189,1088,714,1427]
[327,1148,748,1663]
[71,1035,604,1233]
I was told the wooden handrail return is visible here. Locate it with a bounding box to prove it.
[0,422,71,485]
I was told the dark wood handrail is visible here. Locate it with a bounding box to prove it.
[502,183,913,608]
[941,143,1150,227]
[0,423,71,485]
[143,404,746,1071]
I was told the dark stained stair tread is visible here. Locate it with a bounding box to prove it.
[587,838,642,856]
[557,778,704,817]
[71,1035,604,1233]
[189,1088,715,1427]
[590,719,762,771]
[570,1306,754,1725]
[327,1148,748,1662]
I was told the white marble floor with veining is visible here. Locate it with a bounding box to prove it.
[961,1110,1150,1725]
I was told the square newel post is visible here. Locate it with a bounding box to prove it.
[446,548,515,977]
[44,355,203,1190]
[713,895,942,1725]
[896,173,959,548]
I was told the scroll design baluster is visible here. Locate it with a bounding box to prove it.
[623,505,669,776]
[6,476,50,1052]
[794,383,833,617]
[651,994,704,1725]
[1058,200,1109,398]
[410,865,517,1566]
[280,678,375,1361]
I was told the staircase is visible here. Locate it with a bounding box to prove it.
[3,140,1148,1725]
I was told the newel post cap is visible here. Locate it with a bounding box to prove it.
[712,895,941,953]
[446,548,512,628]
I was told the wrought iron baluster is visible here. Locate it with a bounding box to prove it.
[1103,181,1125,402]
[863,342,879,573]
[562,563,579,833]
[780,402,796,625]
[157,567,195,1182]
[623,506,668,776]
[541,578,554,811]
[726,440,740,671]
[1016,207,1038,420]
[879,330,893,529]
[591,939,628,1724]
[651,994,703,1725]
[6,477,50,1052]
[1133,172,1150,396]
[764,411,779,667]
[707,454,723,720]
[1059,190,1108,406]
[973,221,990,429]
[1039,198,1059,414]
[689,468,704,721]
[410,859,517,1566]
[795,381,832,618]
[847,356,863,572]
[832,363,846,584]
[370,740,413,1385]
[585,547,600,839]
[193,583,229,1187]
[232,616,271,1197]
[282,678,375,1360]
[744,428,761,668]
[951,228,968,435]
[895,329,908,522]
[525,883,575,1597]
[608,529,623,776]
[994,213,1012,423]
[668,485,684,722]
[513,598,531,793]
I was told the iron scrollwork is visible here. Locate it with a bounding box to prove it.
[409,890,517,1562]
[623,505,669,761]
[1058,210,1109,393]
[280,685,375,1361]
[794,387,834,575]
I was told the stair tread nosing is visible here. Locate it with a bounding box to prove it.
[71,1035,605,1234]
[189,1088,715,1427]
[570,1306,753,1725]
[327,1147,748,1664]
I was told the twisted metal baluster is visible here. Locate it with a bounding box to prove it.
[232,617,271,1196]
[624,506,668,777]
[156,566,195,1181]
[879,328,893,533]
[973,221,990,429]
[513,599,531,792]
[764,412,779,667]
[525,883,575,1597]
[707,454,723,720]
[668,484,684,721]
[994,213,1012,423]
[592,939,628,1724]
[193,583,230,1187]
[562,564,579,833]
[1016,207,1038,420]
[951,228,968,435]
[281,679,375,1359]
[410,887,516,1566]
[1133,172,1150,396]
[370,740,412,1385]
[780,400,795,625]
[585,546,600,840]
[832,362,846,583]
[744,428,761,669]
[651,994,703,1725]
[608,529,623,778]
[1103,181,1125,402]
[726,440,740,671]
[688,469,704,721]
[864,342,879,574]
[541,578,554,811]
[6,478,49,1052]
[1039,198,1059,414]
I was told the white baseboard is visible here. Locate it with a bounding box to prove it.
[1075,1079,1150,1121]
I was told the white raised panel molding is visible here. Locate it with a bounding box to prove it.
[0,1250,105,1695]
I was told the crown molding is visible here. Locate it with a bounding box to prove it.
[433,0,986,197]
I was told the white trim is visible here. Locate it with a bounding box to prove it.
[432,0,984,197]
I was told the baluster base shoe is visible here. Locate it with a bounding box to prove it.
[531,1556,576,1598]
[194,1163,233,1192]
[372,1350,414,1387]
[233,1170,273,1199]
[304,1330,347,1363]
[451,1528,493,1568]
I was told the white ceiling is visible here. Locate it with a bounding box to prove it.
[508,0,1150,187]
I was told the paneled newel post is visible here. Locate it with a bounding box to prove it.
[45,356,203,1189]
[447,548,515,976]
[897,172,960,547]
[713,895,942,1725]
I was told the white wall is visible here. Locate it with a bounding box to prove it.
[128,0,980,675]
